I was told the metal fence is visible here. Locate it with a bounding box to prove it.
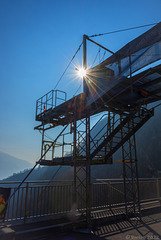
[0,178,160,224]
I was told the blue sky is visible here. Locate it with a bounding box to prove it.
[0,0,161,163]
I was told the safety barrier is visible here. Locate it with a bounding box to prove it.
[0,178,160,224]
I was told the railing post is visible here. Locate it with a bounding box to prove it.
[156,179,161,207]
[108,180,111,210]
[24,182,29,224]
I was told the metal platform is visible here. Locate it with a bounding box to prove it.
[89,64,161,112]
[35,64,161,131]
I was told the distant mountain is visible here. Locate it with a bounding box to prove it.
[3,165,72,182]
[0,152,33,180]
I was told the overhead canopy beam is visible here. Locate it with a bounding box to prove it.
[86,35,116,56]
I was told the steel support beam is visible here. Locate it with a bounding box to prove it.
[121,116,140,217]
[86,108,91,228]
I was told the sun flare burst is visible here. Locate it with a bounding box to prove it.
[76,67,86,78]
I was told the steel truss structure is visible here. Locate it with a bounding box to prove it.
[35,26,161,228]
[36,105,154,228]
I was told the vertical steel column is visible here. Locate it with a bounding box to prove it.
[107,112,113,164]
[120,115,128,215]
[71,34,91,228]
[83,34,91,228]
[41,119,45,159]
[83,34,87,94]
[132,119,141,215]
[73,105,77,205]
[86,108,91,228]
[121,114,140,217]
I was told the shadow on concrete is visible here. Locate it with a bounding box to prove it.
[94,212,161,240]
[16,229,105,240]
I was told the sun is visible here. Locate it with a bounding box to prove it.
[76,67,86,78]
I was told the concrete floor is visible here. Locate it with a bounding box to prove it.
[1,202,161,240]
[14,212,161,240]
[94,212,161,240]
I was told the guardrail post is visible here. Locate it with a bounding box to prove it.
[156,179,161,207]
[24,182,29,224]
[108,180,111,210]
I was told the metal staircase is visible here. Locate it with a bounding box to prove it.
[76,108,154,165]
[39,107,154,166]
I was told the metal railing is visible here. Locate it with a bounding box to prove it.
[0,178,160,224]
[36,89,67,117]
